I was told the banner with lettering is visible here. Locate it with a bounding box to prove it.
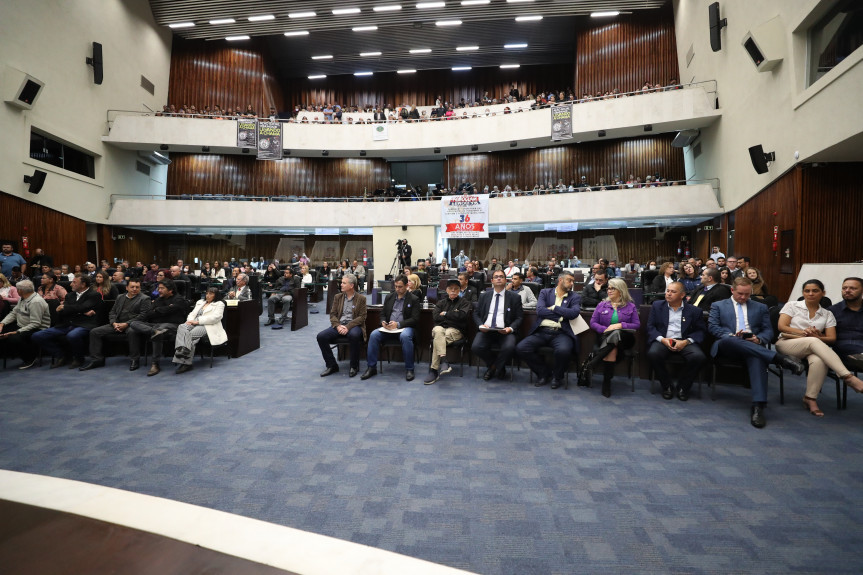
[257,121,282,160]
[237,118,257,148]
[441,194,489,238]
[551,104,573,141]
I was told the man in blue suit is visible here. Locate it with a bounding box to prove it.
[647,282,707,401]
[708,277,804,428]
[516,271,581,389]
[473,269,523,380]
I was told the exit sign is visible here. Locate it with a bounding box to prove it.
[702,225,714,231]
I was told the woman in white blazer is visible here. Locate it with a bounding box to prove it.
[172,287,228,373]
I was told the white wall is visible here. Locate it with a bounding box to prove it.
[673,0,863,210]
[0,0,172,222]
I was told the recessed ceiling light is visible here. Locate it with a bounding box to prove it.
[308,75,327,79]
[248,15,275,22]
[500,64,520,68]
[289,11,316,18]
[312,55,333,60]
[461,0,489,5]
[226,35,250,41]
[591,11,620,17]
[353,25,378,31]
[374,4,403,11]
[436,19,462,26]
[360,51,382,56]
[507,0,534,3]
[284,30,310,36]
[354,71,374,76]
[169,22,195,28]
[515,15,542,21]
[209,19,235,25]
[397,69,417,74]
[452,66,472,71]
[417,2,446,8]
[504,43,528,49]
[333,8,361,15]
[410,48,432,53]
[456,45,479,51]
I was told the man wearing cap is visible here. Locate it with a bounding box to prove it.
[425,278,471,385]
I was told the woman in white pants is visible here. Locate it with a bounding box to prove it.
[776,279,863,417]
[173,287,227,374]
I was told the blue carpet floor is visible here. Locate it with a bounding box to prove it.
[2,310,863,574]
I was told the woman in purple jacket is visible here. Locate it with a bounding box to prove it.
[581,278,641,397]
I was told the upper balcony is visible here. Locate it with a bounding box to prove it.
[103,83,720,158]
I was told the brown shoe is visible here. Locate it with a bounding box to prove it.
[147,362,161,377]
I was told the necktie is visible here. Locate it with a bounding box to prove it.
[736,302,746,332]
[490,293,500,328]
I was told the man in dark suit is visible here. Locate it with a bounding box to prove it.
[458,272,478,303]
[708,277,804,428]
[361,274,421,382]
[647,282,707,401]
[80,278,151,371]
[689,268,731,311]
[516,271,581,389]
[127,278,189,376]
[472,269,523,381]
[581,269,608,308]
[31,273,102,369]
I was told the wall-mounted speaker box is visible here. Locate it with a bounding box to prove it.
[24,170,47,194]
[708,2,726,52]
[748,145,774,174]
[741,16,785,72]
[3,66,44,109]
[88,42,104,85]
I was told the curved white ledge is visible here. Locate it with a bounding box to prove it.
[104,88,720,158]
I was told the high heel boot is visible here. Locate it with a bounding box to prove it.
[601,361,615,398]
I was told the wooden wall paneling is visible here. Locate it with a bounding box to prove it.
[575,4,680,97]
[97,225,114,265]
[0,192,88,271]
[725,168,802,301]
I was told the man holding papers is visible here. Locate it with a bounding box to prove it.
[473,269,523,381]
[361,274,421,382]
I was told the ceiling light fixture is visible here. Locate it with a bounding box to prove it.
[515,15,542,21]
[169,22,195,28]
[360,51,382,56]
[461,0,489,5]
[417,2,446,8]
[289,11,316,18]
[504,43,528,48]
[500,64,520,68]
[308,74,327,79]
[333,8,361,15]
[456,45,479,51]
[374,5,403,11]
[410,48,432,53]
[398,69,417,74]
[284,30,309,36]
[507,0,534,3]
[353,25,378,31]
[591,11,620,17]
[209,19,235,25]
[452,66,472,71]
[436,19,462,26]
[312,55,333,59]
[354,71,374,76]
[247,15,275,21]
[226,35,250,41]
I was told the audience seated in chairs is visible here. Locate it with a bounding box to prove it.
[0,280,50,369]
[172,287,227,374]
[361,274,420,382]
[775,279,863,417]
[127,278,189,376]
[79,278,151,371]
[580,278,641,397]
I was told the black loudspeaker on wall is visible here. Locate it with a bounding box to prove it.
[24,170,47,194]
[748,145,774,175]
[708,2,727,53]
[86,42,103,85]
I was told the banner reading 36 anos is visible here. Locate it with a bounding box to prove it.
[440,194,490,239]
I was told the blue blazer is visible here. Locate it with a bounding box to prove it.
[530,288,582,342]
[647,300,706,344]
[707,297,772,356]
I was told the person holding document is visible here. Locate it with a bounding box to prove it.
[473,269,523,381]
[361,274,421,382]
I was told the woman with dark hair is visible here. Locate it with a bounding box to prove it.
[172,287,227,374]
[94,270,118,299]
[38,272,67,301]
[679,263,701,295]
[263,263,280,288]
[776,279,863,416]
[582,278,641,397]
[650,262,677,294]
[718,266,732,285]
[210,261,225,279]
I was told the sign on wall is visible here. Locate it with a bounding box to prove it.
[257,121,282,160]
[237,118,257,148]
[441,194,489,238]
[551,104,573,141]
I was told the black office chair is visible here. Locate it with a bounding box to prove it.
[428,337,470,376]
[649,353,703,398]
[379,331,420,374]
[196,335,231,368]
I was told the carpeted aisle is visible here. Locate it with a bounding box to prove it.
[2,310,862,574]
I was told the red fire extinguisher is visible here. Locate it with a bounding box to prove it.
[773,226,778,253]
[22,232,30,258]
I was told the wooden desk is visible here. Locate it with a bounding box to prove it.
[326,280,339,314]
[291,288,308,331]
[223,300,260,358]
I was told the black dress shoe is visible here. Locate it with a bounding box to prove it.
[534,376,550,387]
[360,367,377,380]
[175,363,194,374]
[405,370,415,381]
[129,359,140,371]
[774,353,805,375]
[551,379,564,389]
[264,318,275,326]
[751,404,766,428]
[349,367,359,377]
[50,357,68,369]
[147,362,161,377]
[482,367,496,381]
[497,367,508,380]
[661,387,674,400]
[320,366,339,377]
[601,380,612,398]
[174,346,192,359]
[79,359,105,371]
[677,387,689,402]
